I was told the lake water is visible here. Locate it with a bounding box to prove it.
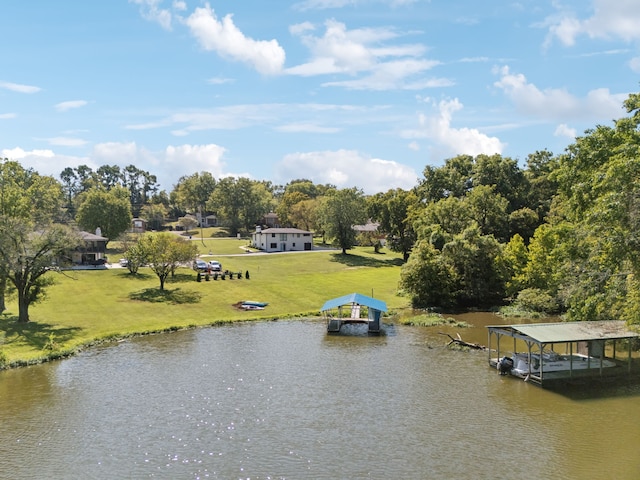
[1,314,639,479]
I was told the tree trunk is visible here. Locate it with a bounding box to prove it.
[438,332,486,350]
[0,276,6,314]
[18,294,30,322]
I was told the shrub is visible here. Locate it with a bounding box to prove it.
[514,288,559,314]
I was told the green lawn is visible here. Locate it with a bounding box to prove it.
[0,246,408,367]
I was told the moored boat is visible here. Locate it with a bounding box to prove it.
[498,350,617,377]
[242,300,268,307]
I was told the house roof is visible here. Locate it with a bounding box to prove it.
[321,293,388,313]
[353,221,380,232]
[79,231,108,241]
[257,227,311,234]
[487,320,640,344]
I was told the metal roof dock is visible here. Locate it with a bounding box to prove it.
[321,293,387,334]
[487,320,640,386]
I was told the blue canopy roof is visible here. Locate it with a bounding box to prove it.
[321,293,388,313]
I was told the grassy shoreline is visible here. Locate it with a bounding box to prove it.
[0,247,408,369]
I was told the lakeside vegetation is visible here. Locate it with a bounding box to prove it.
[3,93,640,367]
[0,245,407,367]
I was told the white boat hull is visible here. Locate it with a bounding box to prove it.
[500,352,616,377]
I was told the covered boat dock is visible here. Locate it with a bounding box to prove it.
[487,320,639,386]
[321,293,387,334]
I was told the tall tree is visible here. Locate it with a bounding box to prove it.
[368,188,417,261]
[96,164,122,190]
[399,239,456,308]
[0,219,81,322]
[76,187,132,240]
[0,160,64,313]
[318,187,367,254]
[172,172,217,216]
[276,191,309,227]
[208,177,274,236]
[136,233,197,290]
[122,165,158,217]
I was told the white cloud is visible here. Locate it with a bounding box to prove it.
[294,0,419,11]
[55,100,88,112]
[207,77,234,85]
[275,123,341,133]
[91,142,227,189]
[44,137,89,147]
[287,19,442,91]
[172,1,187,11]
[2,147,55,160]
[164,144,227,183]
[554,124,577,139]
[184,4,286,75]
[402,98,504,157]
[3,142,228,192]
[630,56,640,73]
[0,81,41,94]
[1,147,91,180]
[0,113,17,119]
[130,0,173,30]
[275,149,417,194]
[546,0,640,46]
[493,65,626,120]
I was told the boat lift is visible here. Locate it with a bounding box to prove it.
[321,293,387,334]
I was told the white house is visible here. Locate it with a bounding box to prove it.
[251,227,313,252]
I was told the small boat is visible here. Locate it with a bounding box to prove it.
[498,350,617,377]
[242,300,269,307]
[240,304,264,310]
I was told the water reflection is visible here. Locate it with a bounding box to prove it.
[0,318,638,479]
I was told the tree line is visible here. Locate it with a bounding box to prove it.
[2,92,640,325]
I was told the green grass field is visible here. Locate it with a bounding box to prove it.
[0,244,408,366]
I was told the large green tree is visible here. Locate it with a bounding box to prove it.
[135,232,197,290]
[368,188,417,261]
[208,177,274,236]
[318,187,367,254]
[76,187,132,240]
[0,159,65,313]
[172,171,217,216]
[0,219,81,322]
[544,93,640,322]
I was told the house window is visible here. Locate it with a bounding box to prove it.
[279,233,288,241]
[271,233,276,238]
[270,243,277,249]
[292,243,296,248]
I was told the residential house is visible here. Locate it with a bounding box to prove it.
[194,211,218,227]
[72,229,109,265]
[131,217,147,233]
[251,226,313,252]
[262,212,279,228]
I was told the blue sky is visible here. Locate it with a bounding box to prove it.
[1,1,638,194]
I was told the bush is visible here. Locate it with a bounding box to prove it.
[514,288,559,314]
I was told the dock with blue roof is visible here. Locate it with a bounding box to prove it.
[321,292,387,334]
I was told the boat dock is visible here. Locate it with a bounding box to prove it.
[321,293,387,334]
[487,321,639,386]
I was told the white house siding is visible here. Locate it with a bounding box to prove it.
[251,228,313,252]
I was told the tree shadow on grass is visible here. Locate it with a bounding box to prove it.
[329,252,404,268]
[116,270,154,281]
[167,272,198,284]
[117,271,197,285]
[129,287,202,305]
[0,317,82,350]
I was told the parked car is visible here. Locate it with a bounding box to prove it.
[208,260,222,272]
[193,259,208,272]
[119,258,129,267]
